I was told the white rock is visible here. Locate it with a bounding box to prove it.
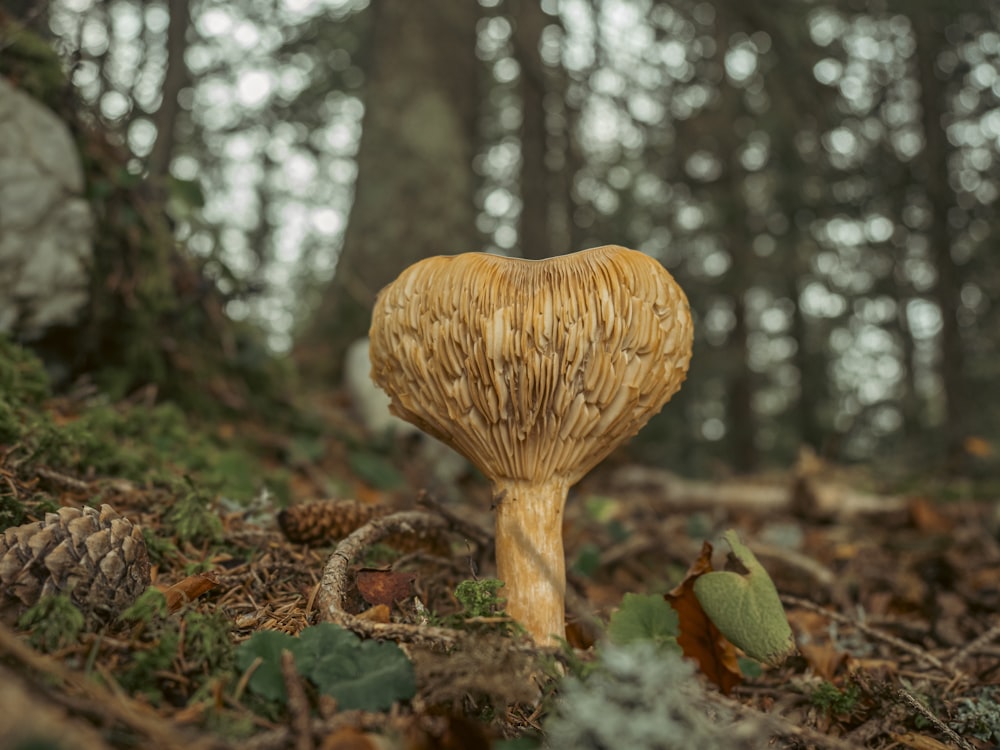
[0,76,93,339]
[343,338,468,485]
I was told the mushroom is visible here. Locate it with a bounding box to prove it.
[368,245,693,645]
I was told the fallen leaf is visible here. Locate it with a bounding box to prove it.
[162,572,220,611]
[890,732,955,750]
[356,604,391,624]
[963,435,993,458]
[320,727,381,750]
[665,541,743,694]
[356,568,416,608]
[405,714,493,750]
[798,642,846,680]
[908,498,954,533]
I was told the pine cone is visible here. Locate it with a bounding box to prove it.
[278,499,450,556]
[278,499,383,544]
[0,504,150,627]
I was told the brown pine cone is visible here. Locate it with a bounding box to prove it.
[278,499,450,556]
[0,504,151,627]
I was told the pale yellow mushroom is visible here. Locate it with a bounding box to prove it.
[368,245,693,646]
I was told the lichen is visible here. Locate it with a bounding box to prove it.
[545,643,767,750]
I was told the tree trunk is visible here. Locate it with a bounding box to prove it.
[297,0,481,381]
[147,0,191,184]
[511,0,551,260]
[912,12,966,465]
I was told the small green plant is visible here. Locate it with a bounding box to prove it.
[235,622,415,712]
[17,595,85,652]
[164,479,223,545]
[809,681,861,717]
[454,577,506,618]
[607,593,681,653]
[692,530,795,665]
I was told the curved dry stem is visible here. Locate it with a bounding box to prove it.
[317,510,469,647]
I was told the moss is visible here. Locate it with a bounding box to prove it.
[455,578,507,618]
[163,481,224,546]
[0,337,51,409]
[17,595,85,652]
[117,590,236,706]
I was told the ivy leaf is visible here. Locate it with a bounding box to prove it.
[236,630,298,702]
[607,593,681,652]
[692,530,795,666]
[296,623,416,710]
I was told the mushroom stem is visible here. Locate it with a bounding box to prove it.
[493,478,569,646]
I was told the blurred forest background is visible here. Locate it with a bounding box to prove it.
[6,0,1000,479]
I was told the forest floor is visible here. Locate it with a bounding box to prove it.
[3,375,1000,750]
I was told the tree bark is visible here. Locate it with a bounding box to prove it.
[298,0,481,381]
[912,12,966,465]
[511,0,551,260]
[147,0,191,183]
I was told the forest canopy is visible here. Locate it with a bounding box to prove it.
[4,0,1000,477]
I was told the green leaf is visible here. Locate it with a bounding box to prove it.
[298,624,415,710]
[236,630,298,703]
[607,593,681,651]
[292,622,358,666]
[693,530,795,666]
[236,624,416,711]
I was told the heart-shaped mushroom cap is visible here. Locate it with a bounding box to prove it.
[369,245,693,485]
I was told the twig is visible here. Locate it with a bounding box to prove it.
[895,685,974,750]
[35,465,92,492]
[781,594,949,673]
[946,616,1000,672]
[701,691,869,750]
[850,670,976,750]
[280,650,313,750]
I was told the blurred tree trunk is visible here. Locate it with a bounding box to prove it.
[147,0,191,183]
[511,0,552,260]
[912,12,966,464]
[715,46,757,473]
[297,0,480,381]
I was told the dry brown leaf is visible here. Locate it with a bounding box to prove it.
[162,571,219,611]
[798,642,846,680]
[320,726,383,750]
[786,609,832,639]
[890,732,955,750]
[356,568,415,608]
[908,498,954,532]
[664,540,743,694]
[405,715,494,750]
[963,435,993,458]
[355,604,391,623]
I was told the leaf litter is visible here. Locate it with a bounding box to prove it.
[2,369,1000,748]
